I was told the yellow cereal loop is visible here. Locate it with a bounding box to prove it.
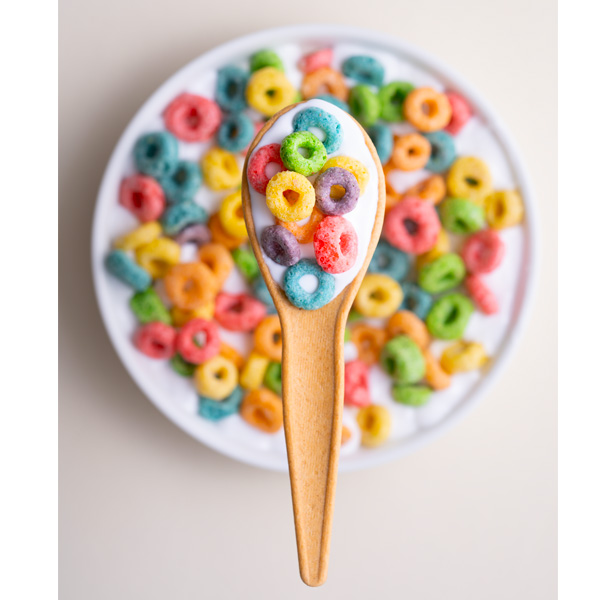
[219,190,248,239]
[239,352,270,391]
[265,170,315,223]
[321,156,369,195]
[357,405,392,448]
[170,302,215,327]
[415,228,451,271]
[484,190,524,229]
[134,237,181,278]
[194,355,238,400]
[114,221,162,251]
[202,147,241,191]
[246,67,297,117]
[354,274,403,318]
[440,341,489,374]
[446,156,493,204]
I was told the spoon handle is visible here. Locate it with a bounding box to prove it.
[280,298,346,587]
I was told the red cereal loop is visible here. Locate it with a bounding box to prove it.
[466,274,499,314]
[176,318,221,364]
[247,143,287,194]
[444,91,473,135]
[383,196,441,254]
[134,321,176,359]
[119,174,165,223]
[163,93,222,142]
[214,292,267,332]
[461,229,505,274]
[344,360,371,407]
[298,48,333,74]
[313,216,358,274]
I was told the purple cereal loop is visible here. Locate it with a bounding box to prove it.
[261,225,301,266]
[174,224,211,246]
[314,167,360,216]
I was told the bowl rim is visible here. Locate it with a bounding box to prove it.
[91,23,539,473]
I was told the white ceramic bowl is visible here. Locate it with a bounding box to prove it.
[92,24,538,472]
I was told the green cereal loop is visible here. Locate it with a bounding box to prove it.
[418,253,466,294]
[378,81,415,122]
[348,85,381,128]
[392,384,432,407]
[130,288,171,324]
[426,293,474,340]
[280,131,327,176]
[380,335,426,384]
[344,327,351,343]
[440,197,486,235]
[170,354,196,377]
[232,247,260,282]
[250,49,284,73]
[264,362,282,395]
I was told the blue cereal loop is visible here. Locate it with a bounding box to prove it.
[215,65,248,113]
[160,201,207,236]
[367,123,394,163]
[159,160,202,204]
[342,55,385,87]
[425,131,456,173]
[315,94,350,113]
[402,282,433,321]
[292,106,343,154]
[368,241,410,282]
[133,132,178,179]
[217,112,255,153]
[283,258,335,310]
[198,387,244,421]
[105,250,152,291]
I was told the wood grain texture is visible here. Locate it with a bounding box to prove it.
[242,102,385,587]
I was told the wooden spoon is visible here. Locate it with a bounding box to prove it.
[241,102,385,587]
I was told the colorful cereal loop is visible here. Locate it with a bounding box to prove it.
[240,388,284,433]
[354,274,403,318]
[246,67,297,117]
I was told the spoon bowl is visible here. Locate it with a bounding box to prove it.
[242,101,386,586]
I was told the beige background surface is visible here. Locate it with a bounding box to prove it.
[59,0,557,598]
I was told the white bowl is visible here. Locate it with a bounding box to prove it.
[92,24,538,472]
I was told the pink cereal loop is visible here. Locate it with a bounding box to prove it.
[298,48,333,74]
[466,274,499,314]
[444,91,473,135]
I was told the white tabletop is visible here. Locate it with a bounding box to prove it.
[59,1,557,597]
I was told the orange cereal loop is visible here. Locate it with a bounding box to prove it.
[422,348,451,391]
[240,388,283,433]
[163,262,217,310]
[405,174,447,204]
[386,311,430,349]
[276,207,324,244]
[254,315,283,362]
[341,425,352,446]
[403,87,452,132]
[209,213,245,250]
[350,324,388,365]
[219,342,245,370]
[391,133,431,171]
[301,67,349,101]
[197,242,234,288]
